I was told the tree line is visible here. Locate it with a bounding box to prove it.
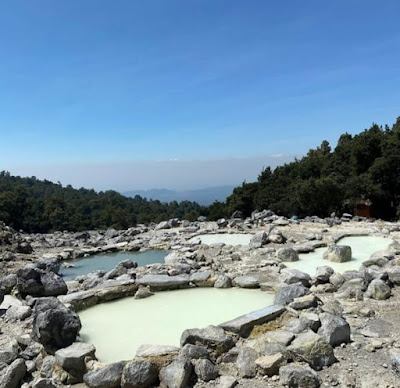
[1,116,399,232]
[221,117,400,220]
[0,172,205,232]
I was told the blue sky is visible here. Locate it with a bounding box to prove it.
[1,0,400,190]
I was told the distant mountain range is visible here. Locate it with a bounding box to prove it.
[123,185,236,206]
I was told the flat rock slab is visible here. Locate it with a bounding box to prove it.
[219,305,285,337]
[136,344,180,358]
[59,280,137,311]
[136,274,190,291]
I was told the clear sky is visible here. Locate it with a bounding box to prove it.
[1,1,399,190]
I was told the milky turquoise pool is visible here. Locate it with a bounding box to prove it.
[286,235,391,275]
[79,288,274,363]
[60,250,168,281]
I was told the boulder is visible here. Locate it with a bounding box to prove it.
[287,331,336,370]
[159,356,192,388]
[314,266,334,284]
[55,342,96,380]
[5,305,32,321]
[180,344,209,360]
[0,358,27,388]
[318,313,350,347]
[236,347,258,378]
[0,274,18,294]
[282,269,311,287]
[220,305,285,337]
[277,247,299,262]
[136,274,189,291]
[365,279,391,300]
[388,267,400,285]
[155,221,170,230]
[189,271,213,287]
[217,375,238,388]
[249,231,268,248]
[255,352,286,376]
[121,360,157,388]
[232,275,259,289]
[40,271,68,296]
[0,349,17,365]
[279,363,321,388]
[180,326,235,356]
[214,275,232,288]
[289,294,318,310]
[323,245,351,263]
[134,286,154,300]
[16,267,67,297]
[31,297,81,354]
[35,258,61,274]
[285,312,320,334]
[274,284,310,306]
[84,361,126,388]
[194,358,219,381]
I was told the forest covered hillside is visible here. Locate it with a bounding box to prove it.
[221,117,400,220]
[1,117,400,233]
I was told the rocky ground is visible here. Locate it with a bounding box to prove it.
[1,211,400,388]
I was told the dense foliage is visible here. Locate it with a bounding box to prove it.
[0,173,205,232]
[224,117,400,220]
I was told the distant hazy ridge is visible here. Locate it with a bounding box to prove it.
[123,186,236,206]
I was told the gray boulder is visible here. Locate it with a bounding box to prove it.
[16,267,67,297]
[32,297,81,354]
[0,274,17,294]
[287,331,336,370]
[277,247,299,262]
[35,258,61,274]
[232,275,259,289]
[388,267,400,285]
[121,360,158,388]
[180,344,209,360]
[55,342,96,380]
[84,361,127,387]
[279,363,321,388]
[274,284,310,306]
[214,275,232,288]
[236,347,258,378]
[365,279,391,300]
[249,231,268,248]
[181,326,235,356]
[155,221,170,230]
[282,269,311,287]
[0,358,27,388]
[136,274,189,291]
[318,313,350,347]
[314,266,334,284]
[323,245,351,263]
[5,305,32,321]
[0,349,17,365]
[159,356,192,388]
[194,358,219,381]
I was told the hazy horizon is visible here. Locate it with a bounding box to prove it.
[6,153,295,192]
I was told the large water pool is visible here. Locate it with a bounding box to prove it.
[60,250,168,281]
[190,233,253,246]
[286,235,391,275]
[79,288,274,363]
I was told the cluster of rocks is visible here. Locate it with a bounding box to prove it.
[2,215,400,387]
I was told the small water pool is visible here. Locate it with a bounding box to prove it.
[286,235,391,275]
[79,288,274,363]
[190,233,253,246]
[60,250,168,281]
